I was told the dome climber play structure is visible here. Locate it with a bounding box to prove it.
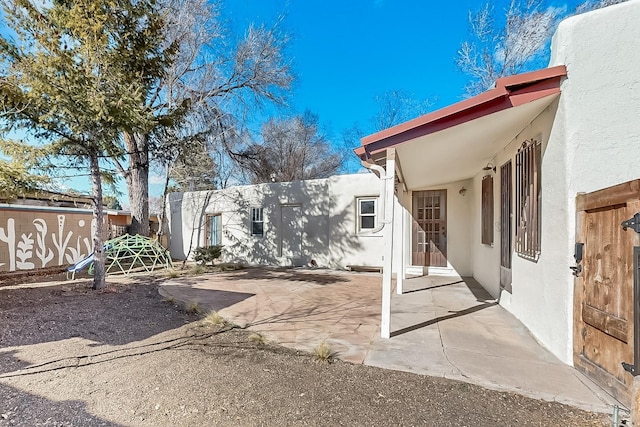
[67,234,173,279]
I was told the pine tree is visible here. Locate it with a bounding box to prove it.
[0,0,174,289]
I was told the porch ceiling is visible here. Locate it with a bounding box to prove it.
[391,93,558,189]
[356,65,567,190]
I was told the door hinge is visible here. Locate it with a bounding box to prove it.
[621,212,640,233]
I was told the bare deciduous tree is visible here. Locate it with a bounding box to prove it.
[112,0,293,236]
[371,89,433,131]
[575,0,627,13]
[237,112,343,184]
[457,0,560,96]
[341,90,432,172]
[457,0,629,96]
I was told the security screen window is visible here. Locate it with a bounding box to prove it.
[515,138,541,261]
[251,207,264,236]
[358,198,377,232]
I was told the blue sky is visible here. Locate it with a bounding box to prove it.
[223,0,475,134]
[221,0,584,132]
[149,0,491,200]
[5,0,588,201]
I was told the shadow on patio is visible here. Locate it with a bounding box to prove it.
[159,268,618,412]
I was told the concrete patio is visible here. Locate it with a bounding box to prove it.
[159,268,620,413]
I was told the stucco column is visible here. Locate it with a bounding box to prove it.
[381,150,396,339]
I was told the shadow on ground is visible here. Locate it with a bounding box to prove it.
[160,282,255,312]
[390,277,496,338]
[0,382,122,426]
[213,267,351,285]
[0,279,193,349]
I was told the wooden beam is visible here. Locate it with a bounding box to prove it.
[576,179,640,211]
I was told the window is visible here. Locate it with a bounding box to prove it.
[250,207,264,236]
[515,138,541,261]
[357,198,377,232]
[481,175,494,245]
[206,214,221,246]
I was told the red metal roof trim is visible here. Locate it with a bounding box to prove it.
[356,65,567,160]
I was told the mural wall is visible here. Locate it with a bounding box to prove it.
[0,208,95,272]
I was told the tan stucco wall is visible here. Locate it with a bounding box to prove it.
[0,207,94,272]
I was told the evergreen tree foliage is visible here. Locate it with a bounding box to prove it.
[0,0,174,289]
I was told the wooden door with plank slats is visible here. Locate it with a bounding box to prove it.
[574,180,640,406]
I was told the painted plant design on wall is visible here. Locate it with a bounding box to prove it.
[0,214,94,272]
[66,220,92,264]
[33,219,55,267]
[16,233,35,270]
[0,218,16,271]
[52,215,73,266]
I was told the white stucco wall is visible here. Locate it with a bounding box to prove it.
[469,1,640,364]
[471,103,560,299]
[167,173,400,271]
[328,174,386,268]
[541,1,640,363]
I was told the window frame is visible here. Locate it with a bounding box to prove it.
[250,207,264,237]
[481,175,494,246]
[356,197,377,233]
[206,214,222,246]
[515,138,542,261]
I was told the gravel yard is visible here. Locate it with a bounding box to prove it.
[0,275,610,426]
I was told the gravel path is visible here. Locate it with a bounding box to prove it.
[0,275,610,426]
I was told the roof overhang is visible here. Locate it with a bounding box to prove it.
[355,65,567,189]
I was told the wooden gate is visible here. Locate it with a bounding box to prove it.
[574,179,640,406]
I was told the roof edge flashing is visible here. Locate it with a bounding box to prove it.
[358,65,567,153]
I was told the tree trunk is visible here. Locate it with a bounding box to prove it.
[89,153,106,290]
[156,162,172,241]
[123,131,150,236]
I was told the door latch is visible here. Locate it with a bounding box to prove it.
[571,243,584,277]
[570,264,582,277]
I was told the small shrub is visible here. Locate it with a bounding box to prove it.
[312,341,333,362]
[194,245,223,266]
[163,296,176,304]
[190,265,206,275]
[248,332,267,345]
[185,301,201,314]
[204,310,225,326]
[167,269,180,278]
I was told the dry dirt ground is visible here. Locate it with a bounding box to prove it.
[0,273,610,427]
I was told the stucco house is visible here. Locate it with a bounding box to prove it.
[167,173,394,270]
[354,1,640,406]
[168,1,640,407]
